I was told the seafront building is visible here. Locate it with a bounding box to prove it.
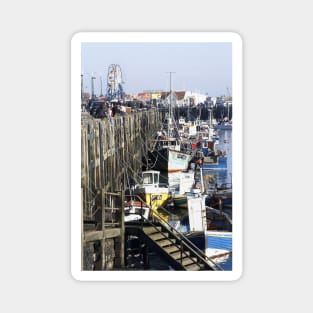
[135,90,208,108]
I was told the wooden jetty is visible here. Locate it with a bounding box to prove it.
[81,110,163,270]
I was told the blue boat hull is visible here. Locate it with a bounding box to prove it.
[206,231,232,251]
[186,231,232,251]
[186,230,232,270]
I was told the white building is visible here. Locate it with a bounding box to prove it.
[184,91,207,106]
[161,90,207,107]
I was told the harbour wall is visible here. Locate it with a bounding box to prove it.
[81,110,164,270]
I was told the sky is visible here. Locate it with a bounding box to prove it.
[81,42,232,97]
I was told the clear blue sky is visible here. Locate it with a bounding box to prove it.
[81,42,232,97]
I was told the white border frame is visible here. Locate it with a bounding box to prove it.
[71,32,242,281]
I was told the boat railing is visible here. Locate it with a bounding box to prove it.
[124,194,223,270]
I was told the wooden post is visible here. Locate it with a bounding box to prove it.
[101,189,106,270]
[81,188,83,270]
[119,191,125,268]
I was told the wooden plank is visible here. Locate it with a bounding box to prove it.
[83,228,122,242]
[103,191,121,196]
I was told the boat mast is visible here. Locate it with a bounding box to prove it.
[208,107,212,127]
[167,71,175,137]
[226,86,231,121]
[200,165,205,194]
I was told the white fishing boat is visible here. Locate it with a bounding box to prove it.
[148,83,192,173]
[124,200,150,222]
[148,115,192,173]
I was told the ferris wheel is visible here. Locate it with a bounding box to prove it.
[106,64,124,101]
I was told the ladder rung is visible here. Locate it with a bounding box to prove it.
[185,263,201,271]
[156,239,175,247]
[170,251,190,260]
[149,232,169,241]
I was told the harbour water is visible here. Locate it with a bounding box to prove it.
[203,129,232,189]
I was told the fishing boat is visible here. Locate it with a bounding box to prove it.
[202,153,227,170]
[183,122,197,139]
[133,170,170,212]
[191,150,227,170]
[164,170,195,194]
[190,131,227,170]
[165,169,198,209]
[148,116,192,173]
[147,81,192,173]
[124,200,150,222]
[191,206,232,269]
[186,229,232,270]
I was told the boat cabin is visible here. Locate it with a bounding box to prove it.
[156,137,180,151]
[197,139,216,156]
[178,117,186,125]
[141,170,161,187]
